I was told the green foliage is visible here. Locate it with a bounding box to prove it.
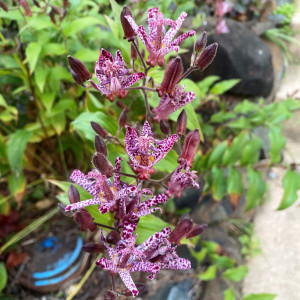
[224,287,236,300]
[198,264,217,281]
[223,265,248,282]
[243,294,276,300]
[0,262,7,293]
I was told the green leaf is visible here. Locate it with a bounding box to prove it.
[207,141,228,167]
[240,136,263,166]
[182,78,202,100]
[74,48,100,63]
[35,64,49,93]
[223,265,248,282]
[227,167,243,196]
[242,293,276,300]
[25,42,42,74]
[8,172,26,202]
[210,254,235,268]
[246,167,266,211]
[224,287,236,300]
[268,126,285,163]
[63,17,106,36]
[41,43,67,56]
[155,149,178,172]
[202,241,219,253]
[41,92,56,112]
[7,130,32,174]
[197,75,220,98]
[104,15,119,40]
[278,170,300,210]
[198,264,217,281]
[0,262,7,292]
[212,166,226,201]
[190,248,207,263]
[210,79,240,95]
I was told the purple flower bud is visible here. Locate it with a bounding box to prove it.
[131,42,138,60]
[160,120,170,135]
[194,31,207,53]
[0,1,8,12]
[169,219,193,245]
[92,153,113,178]
[68,55,92,86]
[106,230,121,245]
[186,224,207,239]
[176,110,187,135]
[104,290,117,300]
[63,0,69,7]
[141,49,145,60]
[116,100,128,111]
[178,129,201,167]
[157,57,183,97]
[49,9,56,24]
[20,0,32,16]
[91,121,108,138]
[120,6,136,41]
[95,135,108,157]
[119,109,127,127]
[33,0,40,7]
[82,242,106,253]
[196,43,218,71]
[74,210,96,231]
[68,185,80,204]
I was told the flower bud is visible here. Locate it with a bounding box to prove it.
[160,120,170,135]
[120,6,136,41]
[0,1,8,11]
[169,219,193,245]
[131,42,138,60]
[196,43,218,71]
[104,290,117,300]
[74,210,96,231]
[119,109,127,127]
[116,100,128,111]
[63,0,69,7]
[82,242,106,253]
[68,185,80,204]
[20,0,32,16]
[178,129,201,167]
[49,9,56,24]
[93,153,113,178]
[176,109,187,135]
[106,230,120,245]
[186,224,207,239]
[95,135,108,157]
[141,49,145,60]
[32,0,40,7]
[194,31,207,53]
[91,121,108,138]
[157,57,183,97]
[68,55,92,86]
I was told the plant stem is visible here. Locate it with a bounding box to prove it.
[177,66,198,83]
[125,86,156,92]
[57,135,69,179]
[94,222,116,231]
[131,39,147,70]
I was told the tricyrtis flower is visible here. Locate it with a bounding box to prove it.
[125,7,195,67]
[89,49,145,102]
[125,121,179,180]
[165,163,199,198]
[97,227,191,297]
[153,85,196,121]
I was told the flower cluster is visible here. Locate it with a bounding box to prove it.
[64,5,218,298]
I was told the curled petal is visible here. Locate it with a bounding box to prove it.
[65,198,101,212]
[70,170,98,197]
[122,72,145,88]
[141,121,153,136]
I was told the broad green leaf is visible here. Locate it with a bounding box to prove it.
[268,126,285,163]
[155,149,178,172]
[223,265,248,282]
[240,136,263,166]
[41,43,67,56]
[246,167,266,211]
[198,264,217,281]
[41,92,56,112]
[74,48,100,63]
[202,241,219,253]
[210,254,235,269]
[190,248,207,263]
[104,15,119,39]
[109,0,122,22]
[242,293,276,300]
[278,170,300,210]
[197,75,220,98]
[224,287,236,300]
[207,141,228,167]
[234,100,260,114]
[7,130,32,174]
[20,15,56,33]
[50,113,66,135]
[35,64,49,93]
[63,17,106,36]
[0,262,7,292]
[182,78,202,100]
[228,117,251,130]
[212,166,226,201]
[227,167,243,196]
[210,111,236,123]
[8,172,26,203]
[210,79,240,95]
[25,42,42,74]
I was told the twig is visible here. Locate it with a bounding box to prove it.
[177,66,198,83]
[94,222,116,231]
[125,86,156,92]
[113,170,138,179]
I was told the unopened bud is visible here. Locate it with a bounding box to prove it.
[49,8,57,24]
[186,223,207,239]
[51,5,60,15]
[131,42,138,60]
[0,1,8,11]
[194,31,207,53]
[169,219,193,245]
[68,185,80,204]
[95,135,108,157]
[104,291,117,300]
[82,242,106,253]
[116,100,128,111]
[93,153,113,178]
[20,0,32,16]
[106,230,121,244]
[196,43,218,71]
[178,129,201,167]
[119,109,127,127]
[32,0,40,7]
[176,109,187,135]
[157,57,183,97]
[68,55,92,86]
[160,120,170,135]
[74,210,96,231]
[63,0,69,7]
[120,6,136,41]
[91,121,108,138]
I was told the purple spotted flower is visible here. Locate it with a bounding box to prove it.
[125,121,179,180]
[165,163,199,198]
[89,49,145,102]
[97,227,191,297]
[153,85,196,121]
[125,7,195,67]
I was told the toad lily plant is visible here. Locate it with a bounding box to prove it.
[64,4,217,298]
